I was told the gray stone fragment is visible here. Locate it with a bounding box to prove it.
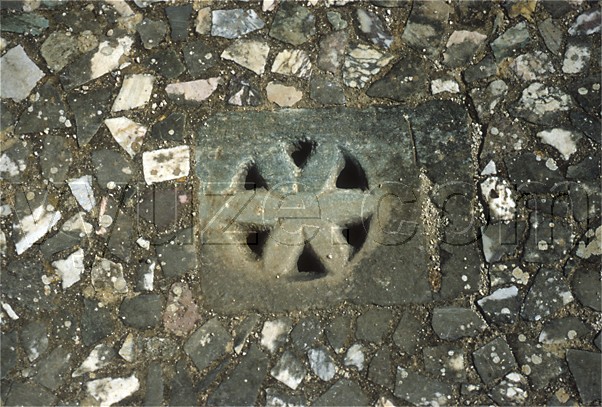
[0,139,31,182]
[270,350,306,390]
[477,286,522,325]
[233,314,261,354]
[326,315,352,352]
[119,294,163,329]
[170,360,197,406]
[211,9,265,39]
[265,388,307,406]
[541,0,573,17]
[464,54,497,83]
[313,378,369,406]
[438,242,482,299]
[40,31,80,71]
[208,344,268,406]
[472,337,517,385]
[308,346,336,382]
[367,54,427,101]
[326,11,347,30]
[92,150,133,189]
[569,110,600,144]
[344,343,365,371]
[568,9,601,36]
[392,310,423,355]
[143,48,186,79]
[489,373,529,405]
[566,349,602,404]
[317,31,348,74]
[33,346,72,391]
[151,112,186,142]
[394,367,454,406]
[432,307,487,340]
[355,8,392,48]
[539,316,589,344]
[185,318,232,372]
[567,154,601,180]
[137,18,167,49]
[523,213,572,263]
[269,3,315,45]
[183,40,217,77]
[569,76,600,116]
[165,4,192,41]
[81,298,115,347]
[68,87,112,147]
[2,258,55,312]
[40,135,72,183]
[1,12,48,35]
[4,381,56,406]
[0,45,44,101]
[155,228,197,279]
[227,78,262,107]
[144,362,163,407]
[491,21,530,60]
[595,331,601,351]
[515,341,566,389]
[511,82,572,125]
[1,101,14,131]
[521,268,573,321]
[15,84,68,134]
[470,79,508,121]
[291,317,322,351]
[443,30,487,67]
[423,345,466,382]
[1,331,18,379]
[572,267,601,311]
[505,152,565,194]
[310,75,345,105]
[107,211,134,262]
[401,1,451,59]
[19,321,49,362]
[538,18,564,55]
[368,347,393,389]
[356,308,392,343]
[511,51,555,81]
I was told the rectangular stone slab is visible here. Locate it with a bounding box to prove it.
[196,105,467,313]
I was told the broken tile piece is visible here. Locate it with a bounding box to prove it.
[537,128,580,160]
[163,282,200,337]
[344,343,365,371]
[221,40,270,75]
[473,337,517,385]
[477,286,522,325]
[260,319,292,353]
[165,78,221,104]
[184,318,232,372]
[266,82,303,107]
[271,49,311,77]
[105,117,147,158]
[142,145,190,185]
[68,175,96,212]
[343,44,393,89]
[211,9,265,39]
[0,48,43,100]
[308,346,336,381]
[86,374,140,406]
[112,74,154,112]
[512,82,572,124]
[431,78,460,95]
[52,248,85,290]
[40,31,81,72]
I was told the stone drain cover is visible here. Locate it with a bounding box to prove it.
[197,107,460,312]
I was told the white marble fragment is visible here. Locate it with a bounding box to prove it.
[86,374,139,407]
[260,319,292,353]
[14,203,61,255]
[537,128,580,160]
[90,37,134,81]
[308,348,336,381]
[344,343,365,370]
[195,7,211,34]
[0,45,45,101]
[562,42,590,74]
[271,49,312,77]
[263,0,278,11]
[112,74,154,112]
[142,145,190,185]
[73,344,114,377]
[481,160,497,175]
[52,248,85,289]
[119,333,136,362]
[431,78,460,94]
[1,302,19,320]
[104,117,147,158]
[68,175,96,212]
[165,78,221,103]
[343,44,393,88]
[221,40,270,75]
[480,177,516,221]
[266,82,303,107]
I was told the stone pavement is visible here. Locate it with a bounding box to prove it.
[0,0,600,405]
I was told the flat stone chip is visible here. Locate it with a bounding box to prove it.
[197,105,467,312]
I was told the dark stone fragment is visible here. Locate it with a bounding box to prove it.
[313,378,370,406]
[33,346,72,391]
[539,18,564,55]
[317,31,347,74]
[523,213,572,263]
[1,101,14,130]
[81,298,115,346]
[521,268,573,321]
[371,0,406,6]
[54,8,105,34]
[569,76,601,117]
[491,22,530,60]
[155,228,197,279]
[143,48,186,79]
[68,87,112,147]
[227,78,263,106]
[269,2,316,46]
[394,367,454,405]
[356,308,392,343]
[570,110,600,144]
[4,381,56,406]
[120,294,163,329]
[310,75,346,105]
[568,182,600,224]
[472,337,517,385]
[595,331,601,351]
[165,4,192,42]
[183,40,217,77]
[1,331,18,379]
[515,341,566,389]
[539,316,589,344]
[526,197,570,217]
[291,317,323,351]
[572,266,601,311]
[367,55,427,102]
[481,220,527,263]
[40,135,72,183]
[0,140,31,182]
[144,362,163,407]
[477,285,522,325]
[423,345,466,381]
[0,13,48,35]
[207,344,268,406]
[92,149,133,189]
[138,185,192,233]
[232,314,260,353]
[151,112,186,142]
[2,258,55,311]
[170,360,197,406]
[368,347,394,389]
[566,349,602,405]
[432,307,487,340]
[15,84,68,134]
[401,1,450,59]
[107,211,134,262]
[505,153,566,194]
[137,18,168,49]
[40,227,83,258]
[326,315,352,352]
[541,0,573,17]
[438,242,482,299]
[184,318,231,373]
[19,321,49,362]
[265,388,307,406]
[392,310,424,355]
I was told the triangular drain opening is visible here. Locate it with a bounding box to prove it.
[296,243,327,279]
[291,140,316,169]
[246,229,270,259]
[336,154,368,190]
[342,218,370,258]
[244,163,268,190]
